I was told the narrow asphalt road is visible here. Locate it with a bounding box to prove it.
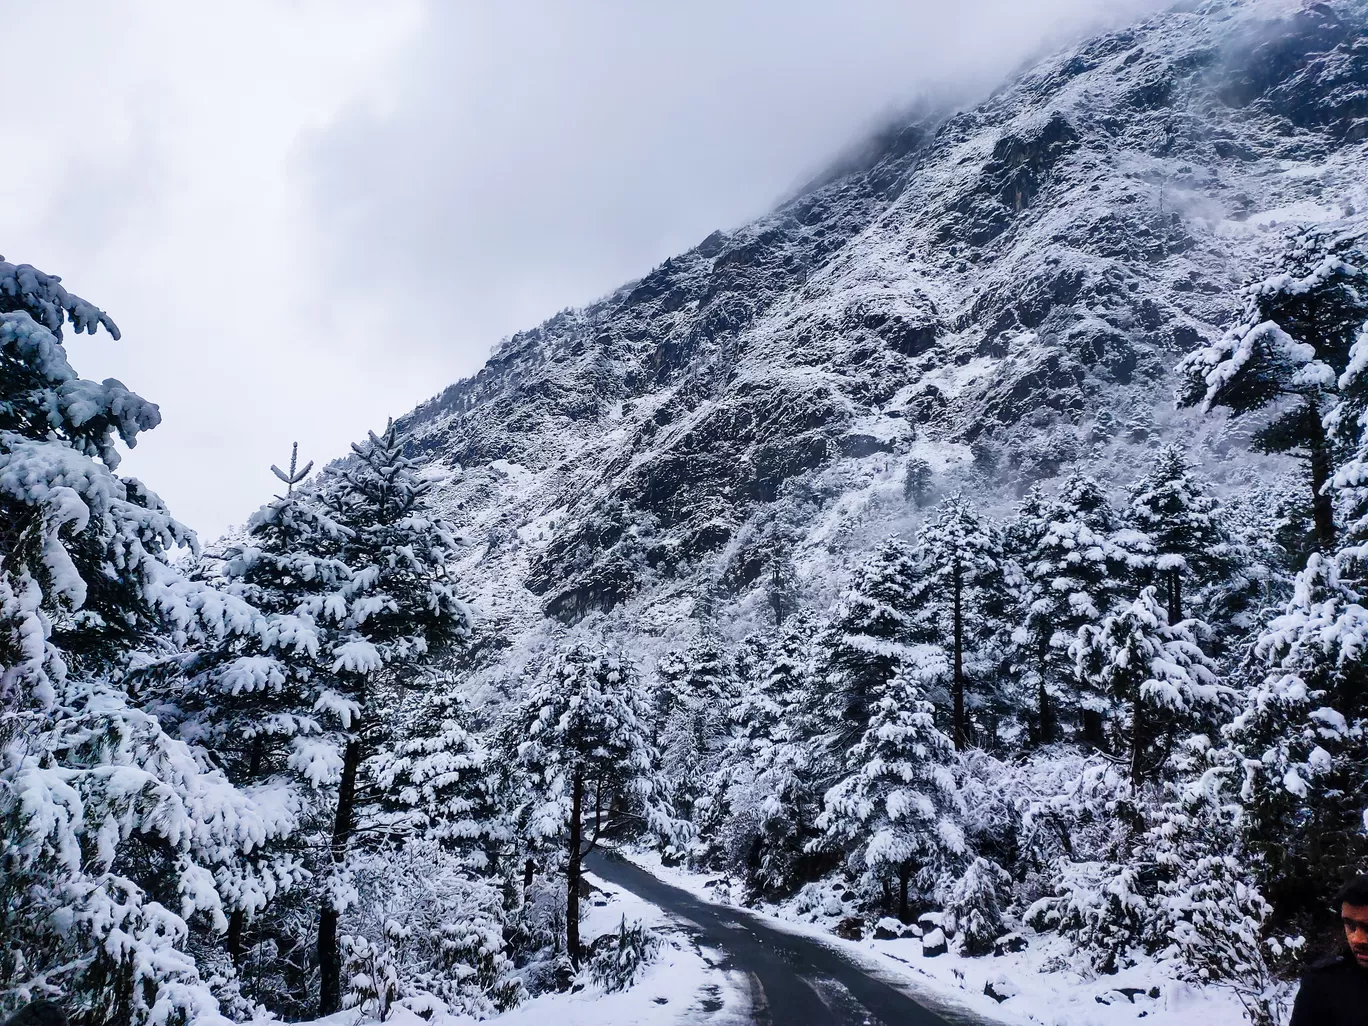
[586,850,983,1026]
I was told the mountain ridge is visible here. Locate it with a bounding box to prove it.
[382,0,1368,678]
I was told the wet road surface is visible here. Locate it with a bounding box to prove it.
[587,850,991,1026]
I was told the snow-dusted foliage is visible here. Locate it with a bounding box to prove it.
[512,643,682,964]
[585,918,661,993]
[1072,587,1224,784]
[340,841,525,1019]
[0,263,296,1025]
[817,663,965,921]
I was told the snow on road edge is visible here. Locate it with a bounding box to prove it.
[615,848,1256,1026]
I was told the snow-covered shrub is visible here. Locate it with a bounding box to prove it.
[817,662,966,921]
[343,932,402,1021]
[344,841,525,1017]
[944,857,1011,956]
[586,918,661,993]
[1027,859,1150,974]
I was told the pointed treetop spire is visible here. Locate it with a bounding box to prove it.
[271,441,314,495]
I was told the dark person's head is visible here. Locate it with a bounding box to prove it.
[1338,874,1368,968]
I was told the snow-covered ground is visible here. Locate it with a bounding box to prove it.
[618,850,1260,1026]
[276,870,751,1026]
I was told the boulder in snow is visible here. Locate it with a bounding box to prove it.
[835,916,865,940]
[873,917,906,940]
[921,928,948,957]
[984,974,1018,1003]
[993,932,1028,955]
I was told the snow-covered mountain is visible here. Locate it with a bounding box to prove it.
[393,0,1368,670]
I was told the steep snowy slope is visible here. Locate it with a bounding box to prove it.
[393,0,1368,673]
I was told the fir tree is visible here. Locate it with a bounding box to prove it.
[910,495,1006,749]
[824,538,921,748]
[1072,587,1223,786]
[1178,223,1368,548]
[1128,445,1232,625]
[1227,311,1368,945]
[0,258,295,1025]
[704,615,828,895]
[903,457,934,507]
[765,551,800,627]
[368,680,510,872]
[816,663,964,921]
[312,419,473,1016]
[1230,551,1368,942]
[1008,474,1141,747]
[658,630,737,830]
[513,644,679,965]
[160,446,355,1009]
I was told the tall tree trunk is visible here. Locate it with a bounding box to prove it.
[1308,404,1336,549]
[566,767,585,967]
[1037,646,1055,745]
[1129,691,1144,787]
[227,909,245,965]
[1082,708,1106,751]
[897,864,911,923]
[952,566,966,751]
[318,735,363,1016]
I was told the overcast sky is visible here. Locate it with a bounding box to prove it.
[0,0,1162,540]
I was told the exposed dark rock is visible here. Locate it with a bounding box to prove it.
[834,916,865,940]
[387,0,1368,629]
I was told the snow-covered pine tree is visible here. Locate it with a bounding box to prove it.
[1128,445,1233,625]
[156,446,356,1013]
[1071,587,1223,786]
[1228,307,1368,947]
[910,495,1006,749]
[816,662,964,922]
[311,418,474,1015]
[657,629,737,831]
[903,456,934,507]
[943,856,1012,955]
[1003,486,1064,743]
[1,258,301,1025]
[1009,473,1141,748]
[368,678,509,871]
[1178,221,1368,548]
[1146,738,1288,1026]
[823,538,921,749]
[703,614,829,895]
[648,646,689,730]
[513,644,679,965]
[1230,550,1368,944]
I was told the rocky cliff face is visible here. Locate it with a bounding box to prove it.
[393,0,1368,673]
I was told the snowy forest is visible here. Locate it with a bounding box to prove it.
[6,221,1368,1026]
[6,2,1368,1026]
